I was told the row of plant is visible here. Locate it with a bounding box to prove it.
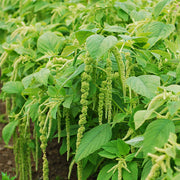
[0,0,180,179]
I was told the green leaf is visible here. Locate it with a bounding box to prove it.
[136,56,147,68]
[2,81,24,94]
[75,124,112,162]
[48,86,58,97]
[153,0,172,18]
[173,173,180,180]
[102,139,130,157]
[122,162,138,180]
[112,170,118,180]
[59,63,85,88]
[112,113,126,126]
[86,35,117,60]
[2,121,19,145]
[125,136,144,148]
[146,22,175,48]
[130,10,151,21]
[50,104,59,119]
[176,62,180,83]
[63,95,73,108]
[86,34,104,59]
[167,101,180,116]
[37,32,65,54]
[61,45,77,57]
[143,119,175,155]
[161,85,180,94]
[103,24,127,33]
[126,75,160,99]
[141,160,152,180]
[22,74,34,89]
[34,68,50,86]
[98,150,117,159]
[75,30,95,45]
[97,163,117,180]
[34,1,50,12]
[134,109,154,129]
[117,139,130,156]
[29,103,39,122]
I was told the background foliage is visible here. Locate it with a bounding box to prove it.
[0,0,180,179]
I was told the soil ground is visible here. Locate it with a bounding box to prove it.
[0,101,78,180]
[0,102,96,180]
[0,112,77,180]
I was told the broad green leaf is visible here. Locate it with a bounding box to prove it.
[103,24,127,33]
[141,160,152,180]
[2,81,24,94]
[176,62,180,83]
[102,140,119,155]
[153,0,172,18]
[115,1,136,15]
[167,101,180,116]
[125,136,144,148]
[75,30,95,45]
[14,46,35,56]
[134,109,154,129]
[125,153,136,162]
[34,68,50,86]
[130,10,151,21]
[22,74,34,88]
[61,46,77,57]
[48,86,58,97]
[34,1,50,12]
[164,39,177,54]
[112,171,118,180]
[2,121,18,145]
[86,35,117,60]
[126,75,160,99]
[75,124,112,162]
[112,113,126,127]
[97,163,117,180]
[102,139,130,157]
[119,35,138,41]
[37,32,65,54]
[98,36,118,58]
[136,56,147,68]
[173,173,180,180]
[86,34,104,59]
[151,50,171,60]
[117,139,130,156]
[29,103,39,122]
[59,63,85,88]
[98,150,117,159]
[143,119,175,155]
[22,87,41,97]
[146,22,175,48]
[122,162,138,180]
[63,95,73,108]
[161,85,180,94]
[50,104,59,119]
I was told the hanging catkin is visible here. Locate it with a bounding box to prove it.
[98,81,106,125]
[39,113,49,180]
[106,53,112,123]
[65,108,70,161]
[111,46,126,99]
[76,56,93,180]
[57,108,61,143]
